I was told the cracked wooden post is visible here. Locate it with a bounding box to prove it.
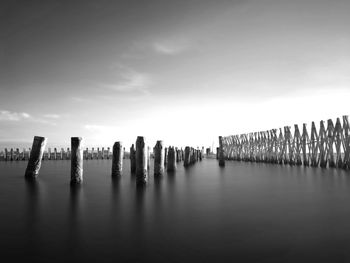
[111,142,123,177]
[154,140,164,176]
[167,146,177,172]
[25,136,47,179]
[71,137,83,185]
[184,146,190,167]
[130,144,136,174]
[219,136,225,167]
[136,137,147,185]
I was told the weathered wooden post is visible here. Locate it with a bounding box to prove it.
[136,136,147,185]
[107,147,110,159]
[154,140,164,176]
[102,147,105,159]
[25,136,47,179]
[71,137,83,185]
[130,144,136,173]
[164,147,168,166]
[219,136,225,167]
[184,146,190,167]
[111,142,123,177]
[147,146,151,170]
[91,147,95,159]
[67,148,70,160]
[167,146,177,172]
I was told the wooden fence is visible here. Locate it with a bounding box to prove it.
[220,115,350,169]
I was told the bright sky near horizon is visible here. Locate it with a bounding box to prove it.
[1,0,350,149]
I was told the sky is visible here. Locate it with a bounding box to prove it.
[1,0,350,150]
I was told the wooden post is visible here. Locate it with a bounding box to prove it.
[310,122,319,167]
[107,147,110,159]
[67,148,70,160]
[164,147,168,166]
[302,124,310,166]
[219,136,225,167]
[147,146,150,170]
[25,136,47,179]
[326,119,336,168]
[136,136,147,185]
[343,116,350,169]
[71,137,83,185]
[130,144,136,174]
[319,121,327,168]
[154,140,164,176]
[102,147,105,159]
[111,142,123,177]
[167,146,177,172]
[184,146,190,167]
[334,118,343,168]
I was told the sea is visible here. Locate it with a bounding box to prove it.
[1,158,350,263]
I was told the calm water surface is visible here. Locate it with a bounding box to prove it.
[1,159,350,262]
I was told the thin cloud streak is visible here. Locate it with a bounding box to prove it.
[98,68,152,95]
[152,39,191,55]
[0,110,57,125]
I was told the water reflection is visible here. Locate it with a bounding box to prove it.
[24,178,41,259]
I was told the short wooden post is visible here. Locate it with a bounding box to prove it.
[71,137,83,185]
[25,136,47,179]
[154,140,164,176]
[102,147,105,159]
[219,136,225,167]
[167,146,177,172]
[136,136,147,185]
[111,142,123,176]
[130,144,136,173]
[107,147,110,159]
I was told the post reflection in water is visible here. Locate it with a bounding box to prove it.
[67,184,83,259]
[25,178,41,260]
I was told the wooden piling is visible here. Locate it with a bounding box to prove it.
[154,140,164,176]
[25,136,47,179]
[184,146,190,167]
[219,136,225,167]
[70,137,83,185]
[136,137,147,185]
[111,142,123,177]
[167,146,177,172]
[130,144,136,174]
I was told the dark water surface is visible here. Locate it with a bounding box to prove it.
[1,159,350,263]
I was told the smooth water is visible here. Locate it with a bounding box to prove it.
[1,159,350,263]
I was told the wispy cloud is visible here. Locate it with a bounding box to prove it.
[98,67,152,95]
[0,110,31,121]
[43,114,60,119]
[0,110,57,125]
[84,124,107,131]
[152,39,191,55]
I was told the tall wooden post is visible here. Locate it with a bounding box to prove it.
[167,146,177,172]
[25,136,47,179]
[154,140,164,176]
[71,137,83,185]
[136,137,147,185]
[147,146,151,170]
[130,144,136,173]
[164,147,168,166]
[219,136,225,167]
[184,146,190,167]
[111,142,123,177]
